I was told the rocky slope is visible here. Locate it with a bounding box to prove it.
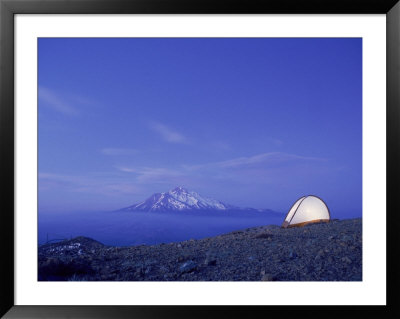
[38,218,362,281]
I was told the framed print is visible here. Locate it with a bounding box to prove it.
[1,0,399,318]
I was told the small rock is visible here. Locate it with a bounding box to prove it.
[204,250,218,266]
[289,250,297,259]
[206,259,217,266]
[205,253,217,266]
[158,266,168,273]
[315,249,324,260]
[135,268,142,276]
[341,234,352,243]
[255,232,272,239]
[261,274,276,281]
[306,239,315,246]
[163,273,175,280]
[179,260,197,273]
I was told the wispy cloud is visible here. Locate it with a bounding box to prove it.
[216,152,325,168]
[38,86,79,116]
[185,152,327,171]
[116,166,184,184]
[115,152,327,186]
[149,121,189,144]
[39,151,327,197]
[39,172,142,196]
[101,148,139,156]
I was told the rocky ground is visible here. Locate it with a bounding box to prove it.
[38,218,362,281]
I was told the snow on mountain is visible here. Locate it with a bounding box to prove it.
[118,187,280,214]
[120,186,239,212]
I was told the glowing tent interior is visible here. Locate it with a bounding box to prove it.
[282,195,330,228]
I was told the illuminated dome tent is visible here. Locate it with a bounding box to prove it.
[282,195,330,228]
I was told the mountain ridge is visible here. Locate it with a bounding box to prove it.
[118,186,277,214]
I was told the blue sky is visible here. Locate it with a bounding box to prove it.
[38,38,362,218]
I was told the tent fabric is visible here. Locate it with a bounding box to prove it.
[282,195,330,228]
[284,196,306,224]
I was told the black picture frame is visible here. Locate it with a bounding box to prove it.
[1,0,399,318]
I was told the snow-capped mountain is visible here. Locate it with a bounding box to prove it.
[118,186,276,214]
[120,186,233,212]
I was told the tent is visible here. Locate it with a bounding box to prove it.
[282,195,330,228]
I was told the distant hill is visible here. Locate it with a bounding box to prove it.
[117,186,278,214]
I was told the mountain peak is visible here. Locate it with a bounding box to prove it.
[169,186,188,194]
[118,187,277,214]
[121,187,231,212]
